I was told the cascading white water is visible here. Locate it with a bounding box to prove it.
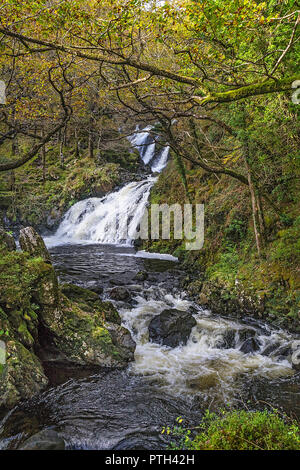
[128,125,169,173]
[119,288,295,402]
[45,177,156,246]
[45,125,169,247]
[151,146,170,173]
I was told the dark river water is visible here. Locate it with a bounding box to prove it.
[0,244,299,450]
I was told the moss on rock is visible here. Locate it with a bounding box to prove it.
[19,226,52,263]
[0,340,48,410]
[60,283,122,324]
[0,239,135,410]
[40,294,135,367]
[0,229,16,251]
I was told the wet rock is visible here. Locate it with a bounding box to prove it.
[40,292,134,368]
[19,429,65,450]
[0,340,48,409]
[240,337,261,354]
[217,329,236,349]
[261,342,281,356]
[61,283,121,324]
[134,271,148,282]
[109,286,131,302]
[106,323,136,362]
[0,228,16,251]
[88,285,104,295]
[19,226,51,263]
[238,328,256,343]
[275,345,292,361]
[149,309,196,348]
[188,305,200,315]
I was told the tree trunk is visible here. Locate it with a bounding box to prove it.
[244,154,263,256]
[41,127,46,183]
[59,128,65,168]
[10,170,15,191]
[75,127,80,158]
[11,109,19,156]
[88,121,94,159]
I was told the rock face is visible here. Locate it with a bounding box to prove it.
[217,329,236,349]
[149,309,196,348]
[0,341,48,410]
[0,228,16,251]
[19,429,65,450]
[19,226,52,263]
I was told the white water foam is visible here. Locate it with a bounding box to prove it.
[44,177,156,247]
[128,125,169,172]
[119,291,294,402]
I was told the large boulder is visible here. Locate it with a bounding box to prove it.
[0,248,135,411]
[0,228,16,251]
[19,429,65,450]
[61,283,122,324]
[148,309,196,348]
[0,340,48,410]
[39,292,135,367]
[19,226,51,263]
[109,286,131,302]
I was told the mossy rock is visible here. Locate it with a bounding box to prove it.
[0,340,48,410]
[60,283,121,324]
[0,228,16,251]
[19,226,51,263]
[60,283,100,305]
[40,294,134,367]
[32,262,59,308]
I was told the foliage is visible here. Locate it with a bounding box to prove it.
[166,409,300,450]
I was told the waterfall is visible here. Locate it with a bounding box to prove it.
[45,126,169,246]
[45,177,156,246]
[128,125,169,173]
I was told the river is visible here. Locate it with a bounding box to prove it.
[0,127,299,450]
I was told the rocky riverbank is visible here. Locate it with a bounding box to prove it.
[0,227,135,411]
[141,161,300,335]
